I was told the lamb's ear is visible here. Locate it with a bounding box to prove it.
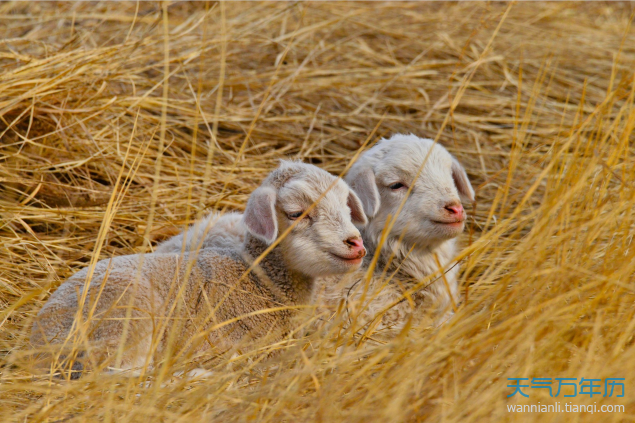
[347,167,380,218]
[451,157,475,203]
[243,186,278,244]
[347,189,368,226]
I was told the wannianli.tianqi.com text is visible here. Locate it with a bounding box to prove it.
[506,378,625,413]
[507,403,625,413]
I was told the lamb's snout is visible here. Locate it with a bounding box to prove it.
[344,236,366,258]
[443,201,465,221]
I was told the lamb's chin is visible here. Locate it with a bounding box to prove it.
[321,257,362,275]
[431,221,465,238]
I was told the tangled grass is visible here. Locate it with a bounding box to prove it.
[1,1,634,421]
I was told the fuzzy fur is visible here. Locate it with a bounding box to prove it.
[155,212,245,254]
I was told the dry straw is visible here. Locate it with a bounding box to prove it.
[1,1,634,422]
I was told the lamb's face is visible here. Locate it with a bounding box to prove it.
[375,143,464,245]
[277,175,367,278]
[242,162,368,278]
[346,134,474,249]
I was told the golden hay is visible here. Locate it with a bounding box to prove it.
[1,1,634,421]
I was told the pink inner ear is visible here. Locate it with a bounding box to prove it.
[348,167,380,218]
[451,159,475,203]
[243,187,277,243]
[347,191,368,226]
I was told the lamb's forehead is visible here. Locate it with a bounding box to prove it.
[266,161,347,207]
[363,134,453,178]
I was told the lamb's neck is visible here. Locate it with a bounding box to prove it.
[243,234,314,304]
[372,235,458,281]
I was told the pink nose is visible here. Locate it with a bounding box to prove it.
[444,203,464,217]
[345,237,366,257]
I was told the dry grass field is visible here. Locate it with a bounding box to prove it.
[1,1,635,421]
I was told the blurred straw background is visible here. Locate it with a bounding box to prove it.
[1,1,634,421]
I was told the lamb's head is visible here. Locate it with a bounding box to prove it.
[242,161,367,277]
[346,134,474,249]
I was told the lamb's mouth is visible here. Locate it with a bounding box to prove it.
[329,252,364,265]
[432,219,465,227]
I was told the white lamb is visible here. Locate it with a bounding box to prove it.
[30,161,367,378]
[320,134,474,335]
[155,134,474,337]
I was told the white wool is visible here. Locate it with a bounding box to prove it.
[155,212,245,254]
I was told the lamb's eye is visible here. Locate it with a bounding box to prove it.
[287,211,304,220]
[389,182,406,190]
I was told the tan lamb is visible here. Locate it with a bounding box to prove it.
[30,161,367,377]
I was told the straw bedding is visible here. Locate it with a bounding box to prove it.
[1,2,634,421]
